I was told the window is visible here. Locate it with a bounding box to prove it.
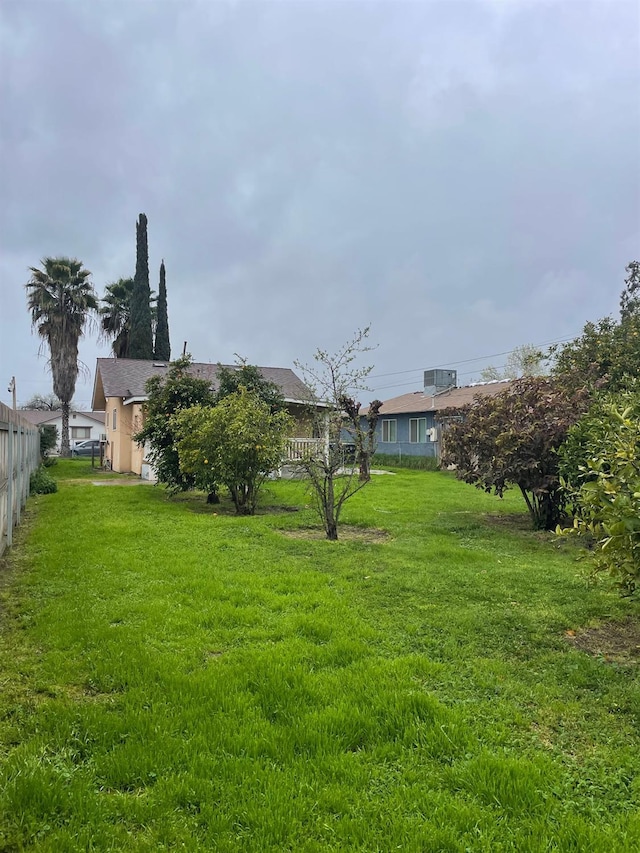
[381,419,397,443]
[409,418,427,443]
[71,426,91,441]
[112,409,117,431]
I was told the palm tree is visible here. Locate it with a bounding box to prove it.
[100,277,135,358]
[26,257,98,457]
[100,277,157,359]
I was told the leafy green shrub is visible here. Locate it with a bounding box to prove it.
[134,356,216,493]
[439,376,592,530]
[30,466,58,495]
[558,392,640,594]
[39,424,58,466]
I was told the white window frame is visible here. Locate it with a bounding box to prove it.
[71,426,91,441]
[409,417,427,443]
[381,419,397,443]
[112,408,117,431]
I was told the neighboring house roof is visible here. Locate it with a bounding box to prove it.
[92,358,313,410]
[366,380,513,416]
[20,409,106,426]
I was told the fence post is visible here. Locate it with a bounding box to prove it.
[16,424,22,526]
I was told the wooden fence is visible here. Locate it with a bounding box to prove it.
[0,402,40,557]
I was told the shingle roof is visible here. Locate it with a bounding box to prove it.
[92,358,312,409]
[365,380,513,416]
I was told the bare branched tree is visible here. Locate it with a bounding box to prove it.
[294,327,380,540]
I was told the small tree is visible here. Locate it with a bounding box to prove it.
[340,395,382,481]
[294,327,379,540]
[480,343,547,382]
[134,356,215,493]
[440,376,592,530]
[175,388,293,515]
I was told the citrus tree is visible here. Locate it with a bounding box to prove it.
[558,390,640,594]
[175,387,293,515]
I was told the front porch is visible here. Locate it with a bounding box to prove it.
[284,437,327,462]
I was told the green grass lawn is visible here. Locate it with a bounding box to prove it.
[1,460,639,851]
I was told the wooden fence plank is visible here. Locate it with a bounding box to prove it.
[0,402,40,557]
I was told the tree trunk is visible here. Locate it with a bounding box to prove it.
[358,450,370,482]
[60,401,71,457]
[520,484,561,531]
[324,476,338,539]
[326,521,338,540]
[535,491,560,531]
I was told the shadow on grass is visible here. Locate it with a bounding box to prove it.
[168,490,302,517]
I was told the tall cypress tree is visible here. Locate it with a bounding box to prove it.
[129,213,154,359]
[154,259,171,361]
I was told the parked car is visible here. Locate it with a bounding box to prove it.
[71,439,101,457]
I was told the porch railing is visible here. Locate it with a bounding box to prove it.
[284,437,326,462]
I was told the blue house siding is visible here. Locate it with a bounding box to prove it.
[361,376,512,463]
[368,411,439,458]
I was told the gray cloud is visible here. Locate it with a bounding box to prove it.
[1,0,638,406]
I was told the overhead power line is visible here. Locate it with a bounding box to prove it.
[368,333,577,381]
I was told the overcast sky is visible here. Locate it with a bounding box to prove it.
[1,0,639,408]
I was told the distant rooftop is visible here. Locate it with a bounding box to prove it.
[364,380,513,416]
[20,409,105,426]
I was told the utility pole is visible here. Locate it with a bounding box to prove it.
[7,376,16,410]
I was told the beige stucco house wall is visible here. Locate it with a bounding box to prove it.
[103,398,146,475]
[92,358,319,478]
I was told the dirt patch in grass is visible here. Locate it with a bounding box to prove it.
[186,502,302,516]
[565,617,640,666]
[281,525,390,543]
[483,512,541,533]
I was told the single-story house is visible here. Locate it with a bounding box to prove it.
[364,369,512,460]
[91,358,322,478]
[20,408,106,452]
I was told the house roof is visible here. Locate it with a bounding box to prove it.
[20,409,106,426]
[92,358,313,410]
[366,380,514,416]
